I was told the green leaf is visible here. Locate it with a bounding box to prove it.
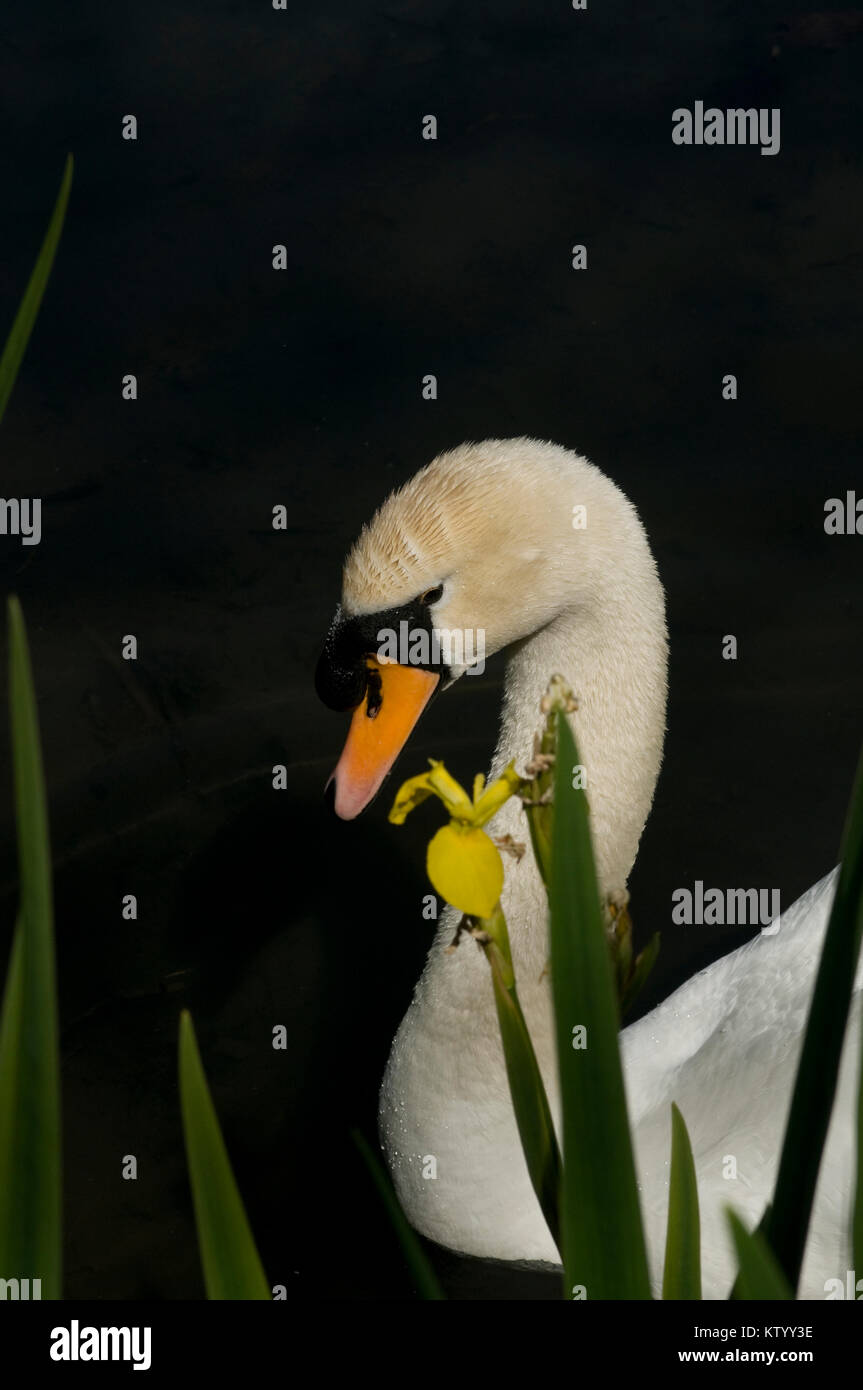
[853,759,863,1302]
[178,1010,270,1299]
[0,155,73,427]
[728,1202,771,1299]
[662,1103,701,1299]
[0,598,61,1298]
[352,1129,445,1300]
[726,1209,792,1300]
[621,929,661,1019]
[550,710,652,1299]
[763,747,863,1292]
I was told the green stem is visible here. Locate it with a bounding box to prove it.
[477,905,562,1253]
[520,719,556,891]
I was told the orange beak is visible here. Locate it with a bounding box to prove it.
[328,658,439,819]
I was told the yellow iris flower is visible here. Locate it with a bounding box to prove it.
[389,760,522,917]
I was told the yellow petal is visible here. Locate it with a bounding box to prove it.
[472,761,522,827]
[388,769,437,824]
[425,760,474,819]
[426,824,504,918]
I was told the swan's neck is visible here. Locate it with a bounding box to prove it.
[406,466,667,1025]
[488,558,668,905]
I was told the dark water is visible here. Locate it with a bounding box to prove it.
[0,2,861,1299]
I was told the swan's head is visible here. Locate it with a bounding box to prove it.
[316,437,636,818]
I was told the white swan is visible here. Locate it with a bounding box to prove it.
[316,437,861,1299]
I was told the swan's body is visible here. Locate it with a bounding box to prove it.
[625,866,859,1299]
[318,437,861,1299]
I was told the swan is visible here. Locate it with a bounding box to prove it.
[315,436,861,1299]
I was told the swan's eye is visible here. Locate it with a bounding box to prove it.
[420,584,443,606]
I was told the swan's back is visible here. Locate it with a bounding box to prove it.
[623,868,861,1297]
